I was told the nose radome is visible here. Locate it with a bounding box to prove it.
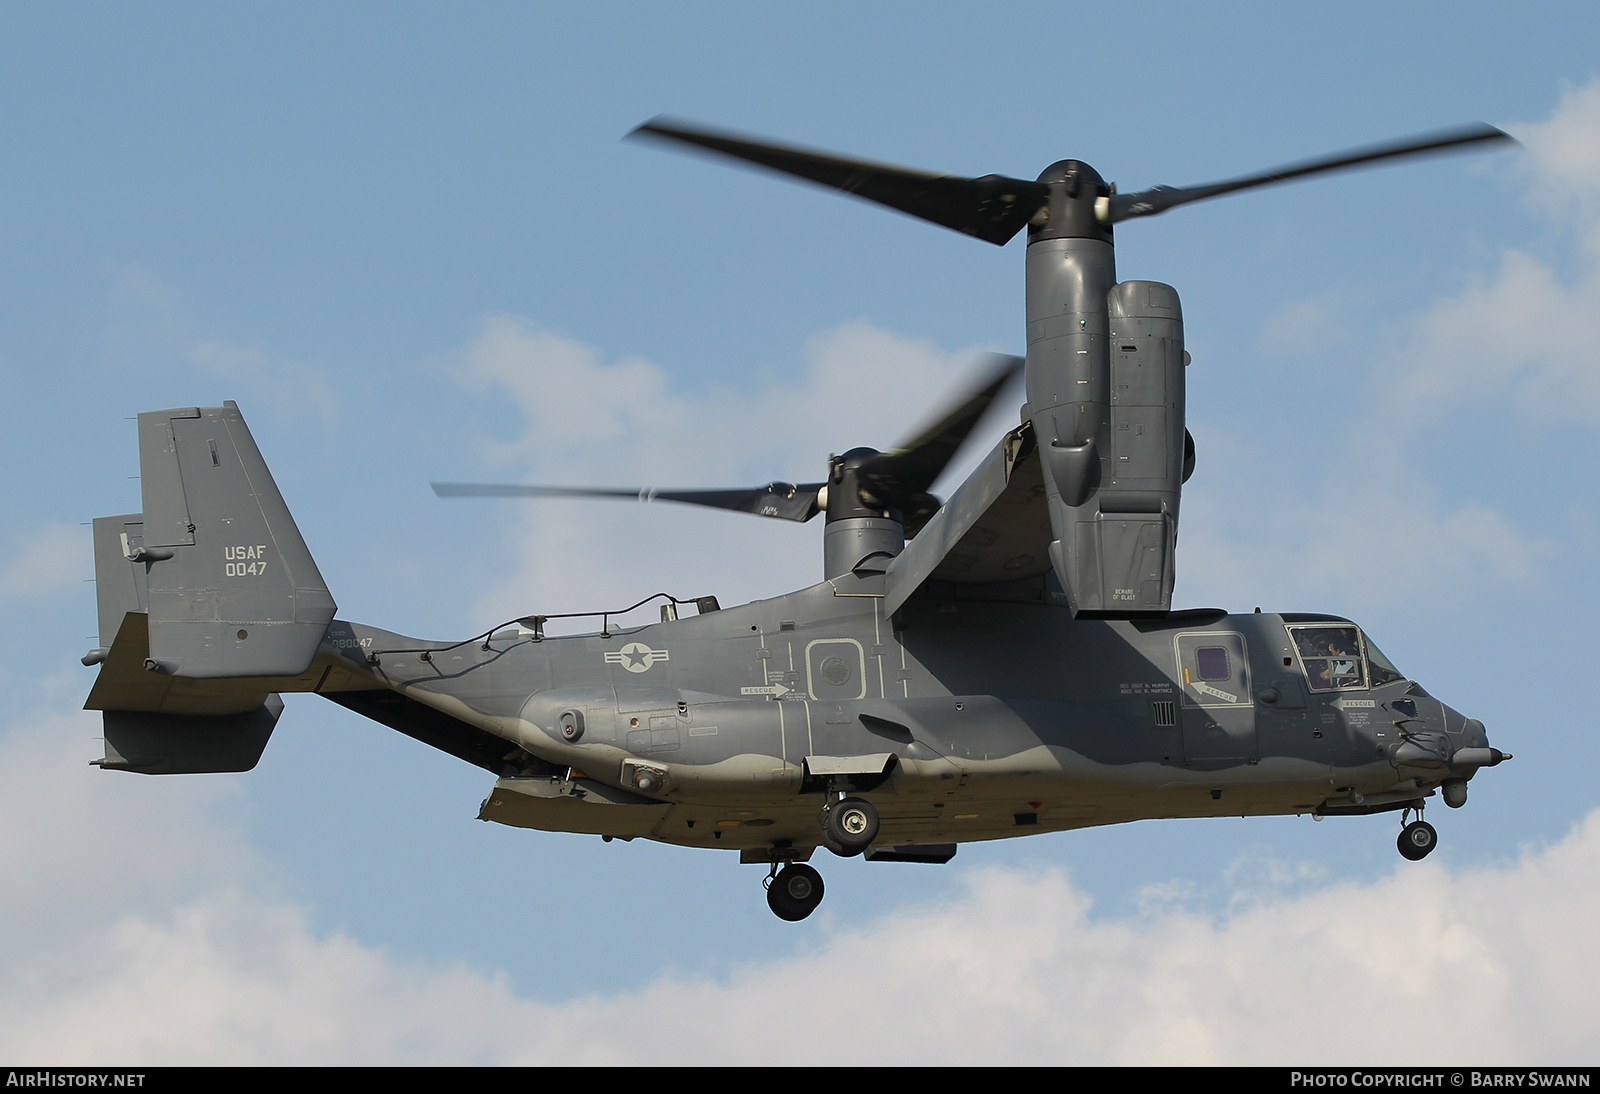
[1442,706,1499,751]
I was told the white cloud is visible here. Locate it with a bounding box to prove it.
[452,308,1558,624]
[1177,442,1548,613]
[456,314,990,477]
[1393,81,1600,423]
[0,701,534,1066]
[4,694,1597,1064]
[1256,290,1358,358]
[187,337,339,423]
[1519,81,1600,250]
[104,265,339,421]
[0,524,89,603]
[450,316,1005,627]
[3,893,536,1066]
[1179,85,1600,613]
[457,318,673,464]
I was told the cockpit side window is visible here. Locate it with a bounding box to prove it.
[1291,625,1367,692]
[1363,637,1405,687]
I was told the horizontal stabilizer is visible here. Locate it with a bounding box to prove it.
[96,695,282,774]
[85,610,333,715]
[134,403,335,678]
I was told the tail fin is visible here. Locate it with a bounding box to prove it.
[104,401,336,679]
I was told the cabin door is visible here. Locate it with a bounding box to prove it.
[1173,631,1257,765]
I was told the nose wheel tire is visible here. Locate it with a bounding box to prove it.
[1397,820,1438,861]
[766,863,825,921]
[822,797,879,857]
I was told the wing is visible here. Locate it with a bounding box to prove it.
[885,420,1052,615]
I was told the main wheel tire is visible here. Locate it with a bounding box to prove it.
[766,864,825,921]
[822,797,879,856]
[1397,820,1437,861]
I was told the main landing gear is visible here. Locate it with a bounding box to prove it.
[766,863,825,921]
[821,796,879,857]
[1397,807,1438,861]
[760,796,882,921]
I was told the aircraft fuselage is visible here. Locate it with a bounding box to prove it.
[325,572,1491,857]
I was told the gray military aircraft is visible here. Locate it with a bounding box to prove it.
[83,121,1515,920]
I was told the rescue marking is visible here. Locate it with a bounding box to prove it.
[1190,681,1239,704]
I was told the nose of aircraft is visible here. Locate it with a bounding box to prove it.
[1450,714,1512,770]
[1438,710,1512,809]
[1388,702,1511,771]
[1438,702,1509,762]
[1452,708,1487,745]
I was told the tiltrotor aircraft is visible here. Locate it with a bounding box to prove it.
[83,119,1515,921]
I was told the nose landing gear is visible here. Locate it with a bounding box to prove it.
[1397,807,1438,861]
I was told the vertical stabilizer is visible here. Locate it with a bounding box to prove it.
[134,402,335,678]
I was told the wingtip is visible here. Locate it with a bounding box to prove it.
[1485,124,1522,149]
[626,116,667,140]
[627,115,703,143]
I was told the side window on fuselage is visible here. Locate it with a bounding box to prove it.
[1195,646,1230,681]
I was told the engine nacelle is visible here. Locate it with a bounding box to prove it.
[1039,279,1186,615]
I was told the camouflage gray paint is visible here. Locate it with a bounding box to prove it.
[82,400,1502,868]
[82,122,1517,918]
[328,580,1496,855]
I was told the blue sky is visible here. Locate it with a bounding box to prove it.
[3,1,1599,1064]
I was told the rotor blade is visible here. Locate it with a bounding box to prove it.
[858,353,1023,503]
[431,481,825,522]
[1106,123,1516,223]
[631,117,1049,246]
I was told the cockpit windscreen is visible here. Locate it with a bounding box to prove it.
[1289,625,1404,691]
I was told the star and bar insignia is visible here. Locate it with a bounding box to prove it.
[604,643,670,673]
